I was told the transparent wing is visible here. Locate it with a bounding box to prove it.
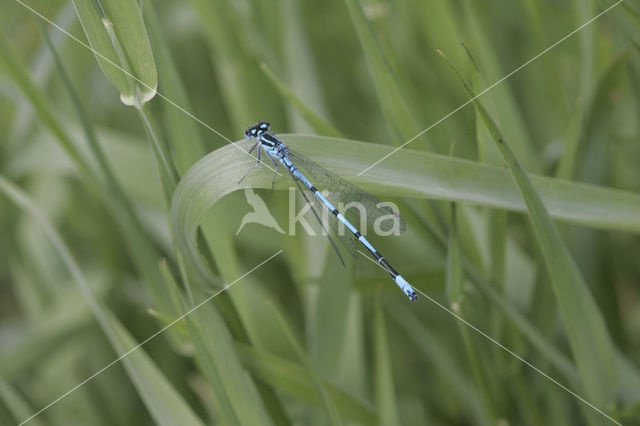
[288,150,406,234]
[289,169,355,263]
[294,174,360,260]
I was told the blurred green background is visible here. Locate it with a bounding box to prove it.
[1,0,639,425]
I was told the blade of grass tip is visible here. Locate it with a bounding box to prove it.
[101,20,178,196]
[72,0,157,105]
[462,42,509,366]
[344,0,421,144]
[268,302,343,425]
[74,0,178,197]
[38,20,178,318]
[374,295,400,426]
[260,63,343,138]
[38,20,118,207]
[458,5,541,172]
[461,42,502,167]
[235,343,376,424]
[0,176,206,426]
[438,49,619,412]
[0,380,46,426]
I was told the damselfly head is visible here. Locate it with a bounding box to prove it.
[245,121,271,139]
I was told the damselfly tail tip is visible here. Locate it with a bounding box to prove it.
[395,275,418,301]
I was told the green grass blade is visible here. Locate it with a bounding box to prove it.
[281,0,332,135]
[0,176,205,426]
[445,204,464,303]
[0,380,46,426]
[387,305,490,424]
[344,0,419,143]
[445,208,497,420]
[0,296,92,380]
[260,63,342,138]
[311,256,352,379]
[236,343,375,423]
[7,2,76,150]
[0,31,88,176]
[439,51,619,410]
[174,290,271,426]
[171,136,640,282]
[408,204,581,382]
[38,20,178,319]
[103,311,207,426]
[557,51,630,179]
[374,297,400,426]
[72,0,157,105]
[269,303,343,425]
[142,2,207,174]
[186,0,263,128]
[460,4,541,172]
[137,104,179,200]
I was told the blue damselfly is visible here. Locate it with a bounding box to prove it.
[241,122,417,301]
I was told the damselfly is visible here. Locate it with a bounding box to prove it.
[241,122,418,301]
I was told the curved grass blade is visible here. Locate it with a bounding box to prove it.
[171,133,640,297]
[171,134,640,285]
[72,0,157,105]
[439,50,619,410]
